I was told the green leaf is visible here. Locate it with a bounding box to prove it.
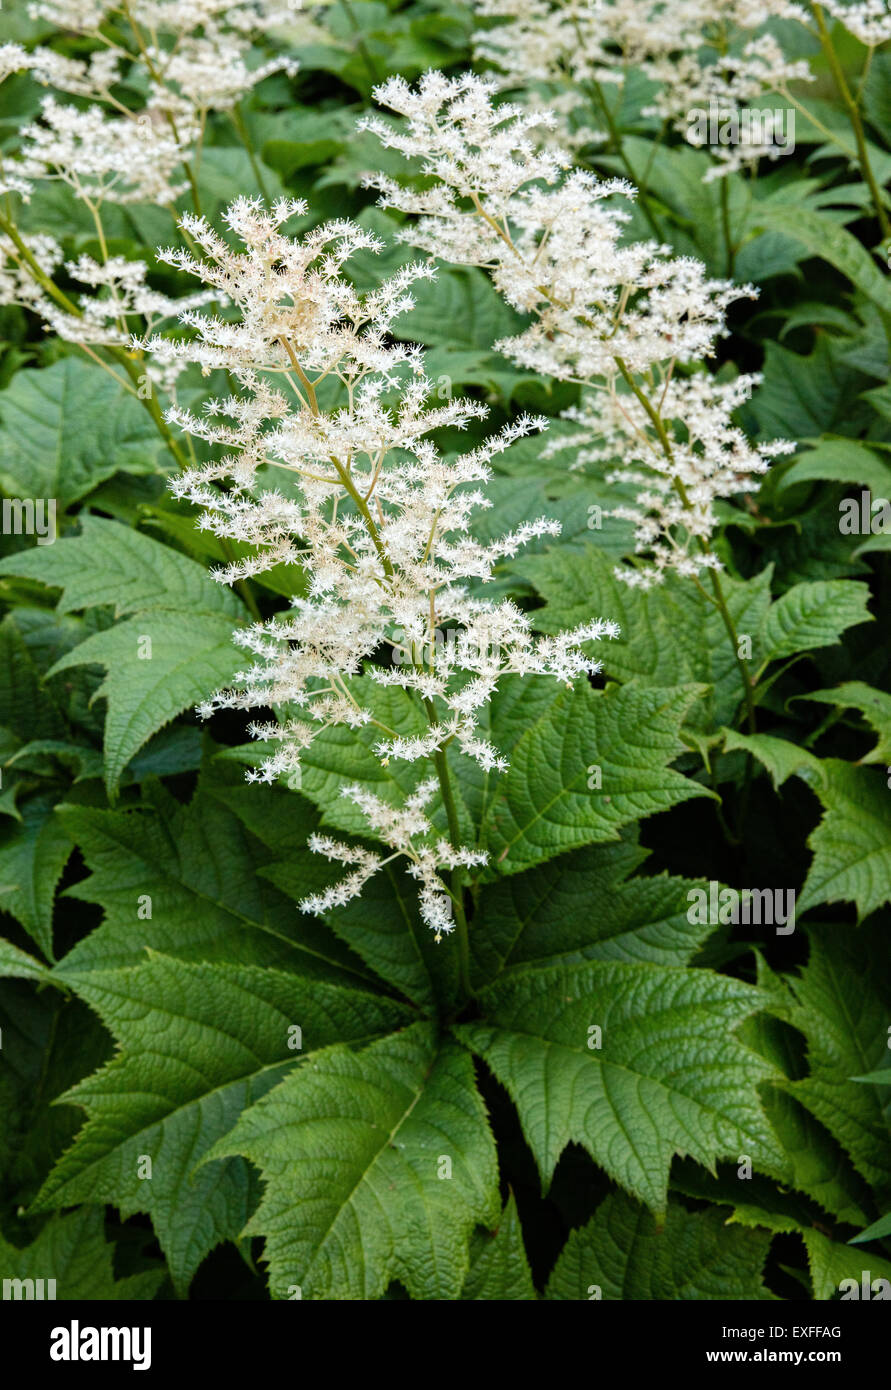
[545,1192,775,1300]
[777,925,891,1206]
[0,514,242,619]
[750,338,873,439]
[56,780,363,982]
[797,762,891,919]
[750,205,891,317]
[458,959,784,1214]
[0,937,53,982]
[472,840,720,985]
[33,953,410,1292]
[759,580,872,663]
[461,1194,536,1300]
[803,1229,891,1301]
[0,1206,164,1300]
[0,359,162,508]
[520,544,771,730]
[0,793,72,959]
[208,1022,500,1300]
[721,729,823,790]
[777,437,891,496]
[49,611,243,794]
[795,682,891,765]
[480,681,712,875]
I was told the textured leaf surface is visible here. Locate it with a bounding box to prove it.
[520,544,771,729]
[797,761,891,919]
[0,792,72,958]
[472,840,717,984]
[209,1022,500,1300]
[804,1229,891,1301]
[0,360,160,507]
[461,1194,536,1300]
[0,1206,164,1300]
[458,959,783,1212]
[759,581,872,663]
[480,681,711,875]
[33,954,410,1291]
[49,612,243,793]
[546,1192,775,1300]
[56,782,362,980]
[777,926,891,1206]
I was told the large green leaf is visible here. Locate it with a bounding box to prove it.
[56,779,363,982]
[798,761,891,919]
[458,959,784,1214]
[519,544,771,730]
[0,359,162,508]
[759,581,872,663]
[208,1022,500,1300]
[33,954,410,1292]
[0,514,242,620]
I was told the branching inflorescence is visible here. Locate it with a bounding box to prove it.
[152,196,619,941]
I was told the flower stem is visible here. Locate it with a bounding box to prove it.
[811,4,891,240]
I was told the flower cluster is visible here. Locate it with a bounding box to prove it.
[546,373,794,587]
[470,0,813,176]
[362,72,790,586]
[820,0,891,45]
[155,196,618,934]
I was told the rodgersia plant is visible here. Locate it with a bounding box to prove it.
[3,0,891,1315]
[362,73,793,600]
[152,196,619,945]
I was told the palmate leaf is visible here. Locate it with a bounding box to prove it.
[207,1021,500,1301]
[545,1192,776,1301]
[457,959,785,1215]
[0,1206,164,1300]
[32,954,411,1293]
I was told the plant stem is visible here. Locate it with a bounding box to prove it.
[231,103,270,202]
[811,4,891,240]
[338,0,382,87]
[424,700,473,1000]
[614,356,757,735]
[586,77,663,239]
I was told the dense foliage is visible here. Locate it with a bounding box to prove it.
[1,0,890,1302]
